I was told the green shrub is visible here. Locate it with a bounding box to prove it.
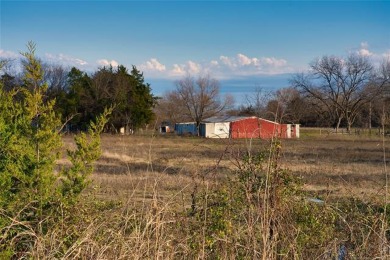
[0,42,111,257]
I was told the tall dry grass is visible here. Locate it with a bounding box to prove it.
[3,130,390,258]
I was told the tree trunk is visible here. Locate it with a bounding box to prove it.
[347,121,352,134]
[335,117,342,133]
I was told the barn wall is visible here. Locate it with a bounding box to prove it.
[259,119,282,139]
[230,118,262,139]
[280,124,288,138]
[286,124,291,138]
[230,118,285,139]
[199,117,299,139]
[175,123,197,135]
[211,122,230,138]
[200,123,214,137]
[201,122,229,138]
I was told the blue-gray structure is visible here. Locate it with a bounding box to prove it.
[174,122,198,135]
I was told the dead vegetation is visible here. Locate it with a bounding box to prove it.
[79,131,388,203]
[24,130,390,258]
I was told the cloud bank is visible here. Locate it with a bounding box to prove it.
[97,59,119,68]
[45,53,88,67]
[1,42,388,80]
[140,53,291,80]
[0,49,21,60]
[355,42,389,65]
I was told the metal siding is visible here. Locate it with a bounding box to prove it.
[291,124,300,138]
[175,123,197,135]
[212,122,230,138]
[206,124,214,138]
[279,124,288,138]
[259,119,281,139]
[197,117,299,139]
[286,124,291,138]
[200,123,206,137]
[231,118,262,139]
[230,118,283,139]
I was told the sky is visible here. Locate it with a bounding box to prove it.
[1,0,389,103]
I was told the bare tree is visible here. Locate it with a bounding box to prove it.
[268,87,308,123]
[42,63,70,93]
[174,74,234,134]
[243,86,272,118]
[154,91,189,126]
[291,54,389,132]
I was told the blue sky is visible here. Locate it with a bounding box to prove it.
[1,1,389,100]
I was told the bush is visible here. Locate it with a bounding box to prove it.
[0,42,110,257]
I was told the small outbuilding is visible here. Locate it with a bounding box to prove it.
[174,122,198,136]
[200,116,233,138]
[159,121,174,133]
[231,117,277,139]
[280,124,300,139]
[200,116,299,139]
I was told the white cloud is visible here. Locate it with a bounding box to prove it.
[356,42,376,57]
[360,42,369,49]
[237,53,252,66]
[219,55,235,68]
[353,42,390,68]
[261,57,287,67]
[172,64,185,75]
[216,53,289,75]
[210,60,219,66]
[382,50,390,60]
[140,58,166,72]
[358,48,372,57]
[153,53,292,80]
[0,49,21,59]
[168,60,202,77]
[187,60,201,74]
[46,53,88,66]
[97,59,119,67]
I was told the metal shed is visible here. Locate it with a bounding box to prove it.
[230,117,267,139]
[200,116,236,138]
[280,124,300,138]
[200,116,300,139]
[174,122,198,136]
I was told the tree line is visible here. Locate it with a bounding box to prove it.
[155,54,390,133]
[1,56,156,133]
[2,49,389,134]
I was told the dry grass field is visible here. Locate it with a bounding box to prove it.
[75,129,388,204]
[52,129,390,259]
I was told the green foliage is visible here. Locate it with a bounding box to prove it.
[2,54,156,133]
[0,42,61,212]
[185,140,344,258]
[0,42,110,257]
[66,64,156,132]
[128,66,156,130]
[61,107,112,198]
[294,201,337,256]
[187,186,234,258]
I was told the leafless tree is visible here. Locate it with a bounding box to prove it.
[291,54,389,132]
[154,91,189,126]
[0,59,23,92]
[42,63,70,93]
[174,74,234,134]
[269,87,308,123]
[243,86,272,118]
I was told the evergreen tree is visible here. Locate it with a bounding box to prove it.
[129,66,156,130]
[0,42,110,257]
[70,65,156,132]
